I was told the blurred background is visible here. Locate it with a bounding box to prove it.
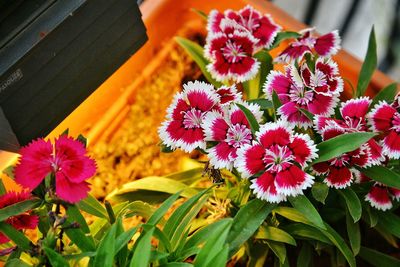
[271,0,400,80]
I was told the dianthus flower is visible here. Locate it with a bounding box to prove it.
[236,121,318,203]
[264,59,341,128]
[0,191,39,244]
[15,136,96,203]
[368,96,400,159]
[202,102,262,170]
[159,81,222,153]
[276,28,340,63]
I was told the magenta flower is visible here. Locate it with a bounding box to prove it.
[276,28,341,63]
[0,191,39,244]
[15,136,96,203]
[315,97,384,166]
[264,61,341,128]
[215,85,242,105]
[201,102,262,170]
[207,5,281,49]
[158,81,221,153]
[368,97,400,159]
[236,121,318,203]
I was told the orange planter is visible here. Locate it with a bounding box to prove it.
[0,0,397,189]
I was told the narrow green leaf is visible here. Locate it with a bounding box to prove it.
[130,227,155,267]
[163,189,209,240]
[283,223,332,244]
[0,198,41,222]
[191,8,207,20]
[338,188,362,222]
[248,99,273,110]
[356,27,377,97]
[77,194,108,219]
[346,211,360,255]
[152,226,172,252]
[267,241,286,264]
[359,246,400,267]
[166,168,203,184]
[93,223,116,267]
[322,223,356,267]
[115,226,138,254]
[298,107,314,121]
[251,50,273,98]
[194,219,232,267]
[121,201,156,220]
[64,222,96,252]
[161,144,174,153]
[0,179,6,195]
[105,201,116,224]
[66,205,90,234]
[43,247,69,267]
[161,263,193,267]
[359,166,400,189]
[313,132,376,164]
[255,226,296,246]
[270,31,301,49]
[148,191,181,226]
[226,199,276,255]
[272,90,282,121]
[2,166,14,180]
[0,222,31,250]
[371,83,398,107]
[374,224,398,248]
[63,251,97,261]
[288,195,326,230]
[311,182,329,204]
[362,202,378,227]
[376,211,400,238]
[5,259,30,267]
[206,244,229,267]
[175,37,221,87]
[236,103,260,135]
[297,243,312,267]
[274,207,313,226]
[76,134,88,147]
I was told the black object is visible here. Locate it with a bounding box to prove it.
[0,0,147,152]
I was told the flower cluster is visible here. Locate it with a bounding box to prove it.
[205,5,281,82]
[159,5,400,211]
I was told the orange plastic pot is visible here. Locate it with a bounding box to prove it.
[0,0,397,190]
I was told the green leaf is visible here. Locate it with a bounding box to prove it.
[130,227,155,267]
[2,166,14,180]
[288,195,326,230]
[166,168,203,184]
[120,201,156,220]
[371,83,398,107]
[77,194,108,219]
[0,179,6,196]
[346,211,360,255]
[374,224,398,248]
[163,189,209,240]
[362,202,378,227]
[297,243,312,267]
[194,219,232,267]
[272,90,282,121]
[93,223,116,267]
[175,37,221,87]
[66,205,90,234]
[376,211,400,238]
[226,199,276,255]
[270,31,301,49]
[283,223,332,244]
[255,226,296,246]
[191,8,207,20]
[43,247,69,267]
[0,198,41,222]
[359,166,400,189]
[267,241,286,264]
[248,50,273,99]
[322,223,356,267]
[248,99,273,110]
[76,134,88,147]
[148,191,181,226]
[206,244,229,267]
[115,226,138,254]
[63,251,97,260]
[311,182,329,204]
[356,27,377,97]
[358,246,400,267]
[161,263,193,267]
[298,107,314,121]
[5,259,31,267]
[107,177,199,201]
[153,226,172,252]
[64,221,96,252]
[236,103,260,136]
[313,132,376,164]
[0,222,31,250]
[338,188,362,222]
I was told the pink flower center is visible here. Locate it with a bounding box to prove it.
[330,155,350,167]
[310,69,327,88]
[294,36,315,48]
[239,13,260,31]
[263,145,294,173]
[289,85,314,106]
[182,108,203,129]
[225,124,252,148]
[343,116,365,132]
[222,40,247,63]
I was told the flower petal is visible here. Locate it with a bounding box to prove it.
[289,133,318,166]
[382,130,400,159]
[250,172,286,203]
[366,185,393,211]
[368,101,396,132]
[236,144,265,178]
[55,172,90,203]
[208,142,235,170]
[263,71,292,101]
[275,165,314,196]
[340,97,371,120]
[314,30,341,57]
[202,111,228,141]
[257,122,291,148]
[324,166,353,188]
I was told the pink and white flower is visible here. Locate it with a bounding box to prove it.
[159,81,221,153]
[236,121,318,203]
[205,29,260,83]
[276,28,341,63]
[14,136,97,203]
[216,85,242,105]
[315,97,384,166]
[368,97,400,159]
[202,102,262,170]
[263,63,340,128]
[207,5,281,49]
